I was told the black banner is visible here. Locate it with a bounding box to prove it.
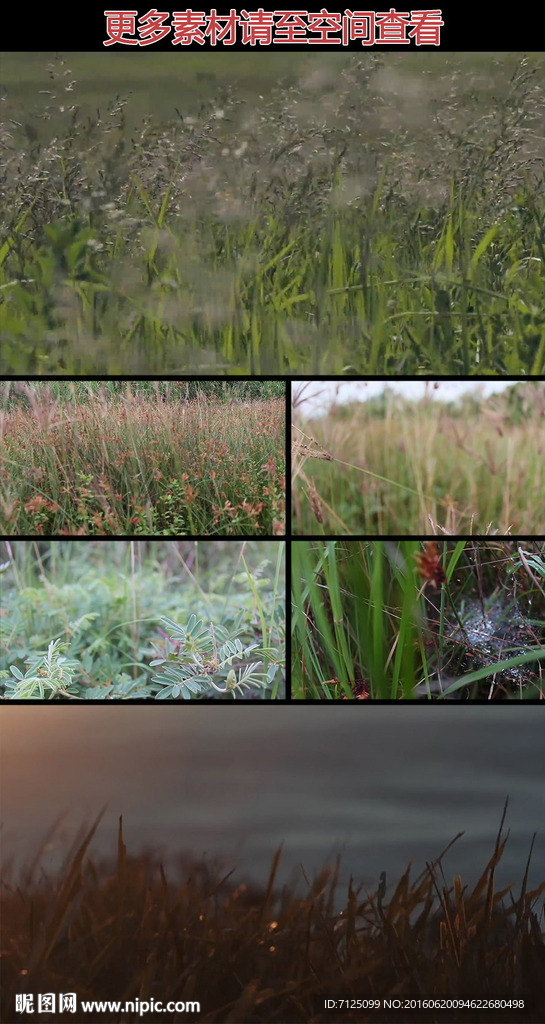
[2,6,525,52]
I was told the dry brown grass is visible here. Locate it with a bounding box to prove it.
[292,386,545,535]
[2,804,544,1022]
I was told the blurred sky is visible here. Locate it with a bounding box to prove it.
[293,380,515,417]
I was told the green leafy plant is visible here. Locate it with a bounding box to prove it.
[149,614,272,699]
[0,541,285,700]
[1,638,82,699]
[510,547,545,579]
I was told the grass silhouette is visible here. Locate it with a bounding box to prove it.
[1,801,544,1022]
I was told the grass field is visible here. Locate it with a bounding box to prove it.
[292,381,545,535]
[1,52,533,125]
[292,540,545,700]
[2,54,545,374]
[2,808,544,1023]
[0,540,285,700]
[0,380,285,536]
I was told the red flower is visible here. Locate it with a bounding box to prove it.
[414,541,446,588]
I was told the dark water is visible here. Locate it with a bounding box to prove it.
[1,705,544,898]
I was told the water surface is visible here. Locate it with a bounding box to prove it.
[1,705,543,897]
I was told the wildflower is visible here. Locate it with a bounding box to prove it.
[414,541,446,588]
[24,495,46,512]
[183,483,199,504]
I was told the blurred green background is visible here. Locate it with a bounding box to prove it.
[2,52,543,127]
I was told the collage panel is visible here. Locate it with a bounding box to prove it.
[0,539,285,701]
[1,53,544,377]
[292,539,545,700]
[2,704,544,1018]
[0,379,286,538]
[292,379,545,536]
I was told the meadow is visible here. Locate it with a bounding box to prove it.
[0,540,285,700]
[2,54,545,374]
[1,807,543,1023]
[0,380,285,536]
[292,539,545,700]
[292,381,545,535]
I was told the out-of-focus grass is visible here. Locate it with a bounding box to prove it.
[292,540,545,700]
[2,52,541,123]
[1,806,544,1022]
[2,55,545,374]
[0,382,285,535]
[292,382,545,535]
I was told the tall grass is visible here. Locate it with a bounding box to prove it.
[0,383,285,535]
[2,806,544,1022]
[292,383,545,535]
[2,56,545,373]
[292,540,545,700]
